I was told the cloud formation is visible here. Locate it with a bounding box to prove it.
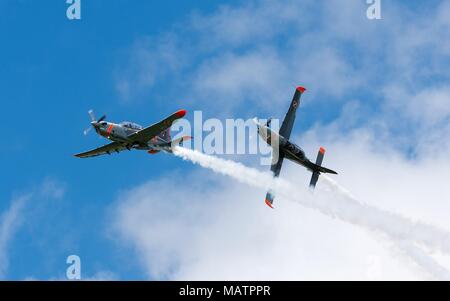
[0,195,29,278]
[110,0,450,280]
[115,1,450,119]
[111,123,450,280]
[0,178,66,279]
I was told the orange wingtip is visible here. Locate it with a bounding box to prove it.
[182,136,192,141]
[265,199,274,209]
[319,147,326,154]
[175,109,187,118]
[296,86,307,93]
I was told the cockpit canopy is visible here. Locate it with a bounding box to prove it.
[120,121,143,130]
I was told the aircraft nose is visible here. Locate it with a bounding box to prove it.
[91,121,100,128]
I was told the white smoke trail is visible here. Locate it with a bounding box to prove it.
[319,175,450,257]
[173,147,450,279]
[392,241,450,280]
[319,175,450,280]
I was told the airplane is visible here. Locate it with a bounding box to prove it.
[74,109,191,158]
[254,86,338,208]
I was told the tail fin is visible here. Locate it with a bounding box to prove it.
[158,127,171,142]
[264,191,275,209]
[170,136,192,148]
[309,147,328,189]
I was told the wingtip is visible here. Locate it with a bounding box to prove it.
[176,109,187,118]
[265,199,274,209]
[296,86,307,93]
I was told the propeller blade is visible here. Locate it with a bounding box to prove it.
[83,126,92,136]
[84,110,105,136]
[88,110,96,122]
[97,115,107,123]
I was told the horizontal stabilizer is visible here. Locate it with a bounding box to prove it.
[158,136,192,153]
[264,191,275,209]
[309,147,337,189]
[316,165,338,175]
[171,136,192,147]
[309,171,320,189]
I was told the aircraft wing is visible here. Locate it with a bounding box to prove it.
[74,141,127,158]
[284,151,337,175]
[279,86,306,140]
[264,152,285,208]
[127,110,186,144]
[264,86,306,208]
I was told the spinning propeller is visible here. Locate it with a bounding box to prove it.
[84,110,107,135]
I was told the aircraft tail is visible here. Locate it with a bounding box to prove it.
[309,147,337,189]
[158,136,192,153]
[158,127,171,141]
[170,136,192,148]
[264,191,275,209]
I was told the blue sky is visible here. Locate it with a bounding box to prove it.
[0,0,222,280]
[1,0,450,280]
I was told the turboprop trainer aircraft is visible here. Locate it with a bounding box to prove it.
[255,86,338,208]
[74,109,190,158]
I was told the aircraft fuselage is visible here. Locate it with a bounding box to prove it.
[94,121,170,153]
[256,122,316,170]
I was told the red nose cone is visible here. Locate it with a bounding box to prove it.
[175,109,187,118]
[296,86,307,93]
[319,147,326,154]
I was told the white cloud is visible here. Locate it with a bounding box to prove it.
[114,0,365,110]
[109,0,450,280]
[82,270,119,281]
[0,195,29,278]
[191,49,289,110]
[0,178,67,279]
[116,0,450,105]
[110,119,450,280]
[115,34,184,102]
[188,0,309,49]
[40,177,67,200]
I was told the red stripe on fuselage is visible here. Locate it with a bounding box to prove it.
[106,124,114,137]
